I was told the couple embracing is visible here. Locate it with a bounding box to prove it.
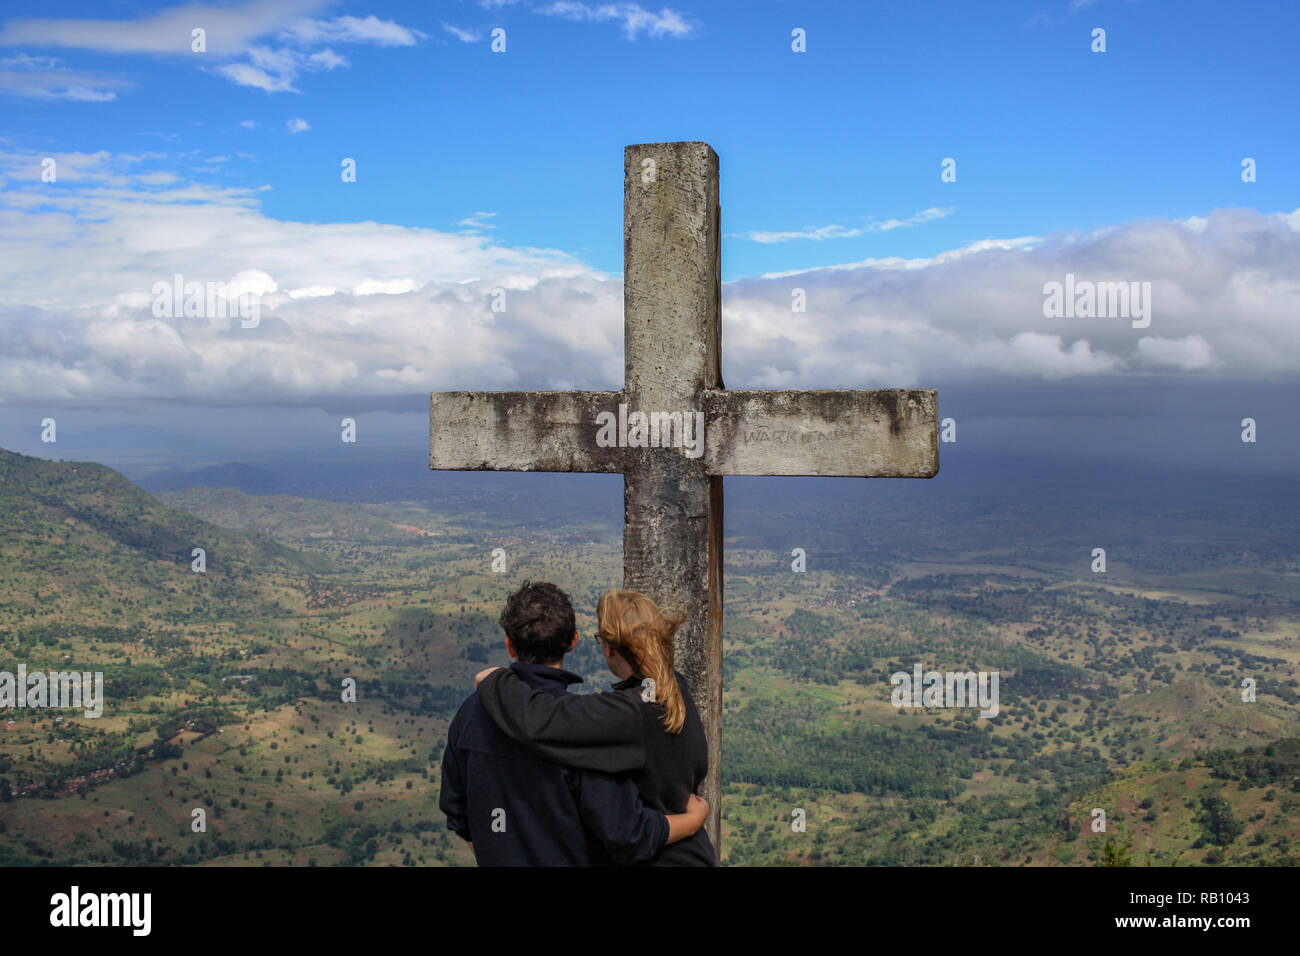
[439,581,717,866]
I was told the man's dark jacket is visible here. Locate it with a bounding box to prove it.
[440,661,668,866]
[476,667,716,866]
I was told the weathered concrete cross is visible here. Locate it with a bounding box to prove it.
[430,141,938,854]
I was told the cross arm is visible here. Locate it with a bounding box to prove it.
[701,388,938,477]
[429,390,624,472]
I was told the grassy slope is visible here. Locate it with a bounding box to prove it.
[1,454,1297,865]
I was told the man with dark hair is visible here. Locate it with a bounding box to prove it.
[495,580,575,665]
[439,580,707,865]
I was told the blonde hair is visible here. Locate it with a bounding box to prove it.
[597,589,686,734]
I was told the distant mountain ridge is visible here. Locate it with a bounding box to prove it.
[143,461,282,495]
[0,447,329,626]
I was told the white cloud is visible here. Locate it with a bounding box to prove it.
[874,207,954,230]
[218,61,293,92]
[442,22,482,43]
[286,117,309,133]
[0,53,60,70]
[307,48,347,69]
[536,2,692,39]
[226,269,277,298]
[0,1,424,95]
[736,207,954,243]
[279,15,426,47]
[757,236,1041,279]
[741,224,863,243]
[458,211,499,231]
[0,149,600,404]
[0,153,1296,406]
[353,278,417,296]
[0,68,127,100]
[0,0,330,56]
[1135,334,1217,370]
[214,42,347,92]
[0,54,131,100]
[966,332,1122,379]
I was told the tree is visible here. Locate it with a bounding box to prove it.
[1100,837,1132,867]
[1197,796,1243,847]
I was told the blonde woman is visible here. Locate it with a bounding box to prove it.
[475,589,716,866]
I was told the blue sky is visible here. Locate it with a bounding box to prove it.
[0,0,1297,474]
[5,0,1297,277]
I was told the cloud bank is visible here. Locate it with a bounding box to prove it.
[0,150,1297,408]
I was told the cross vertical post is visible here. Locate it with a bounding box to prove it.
[621,142,725,847]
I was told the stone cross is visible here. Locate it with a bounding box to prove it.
[430,141,938,856]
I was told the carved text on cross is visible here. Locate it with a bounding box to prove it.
[430,141,938,856]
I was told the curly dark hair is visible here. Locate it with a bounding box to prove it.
[498,581,576,664]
